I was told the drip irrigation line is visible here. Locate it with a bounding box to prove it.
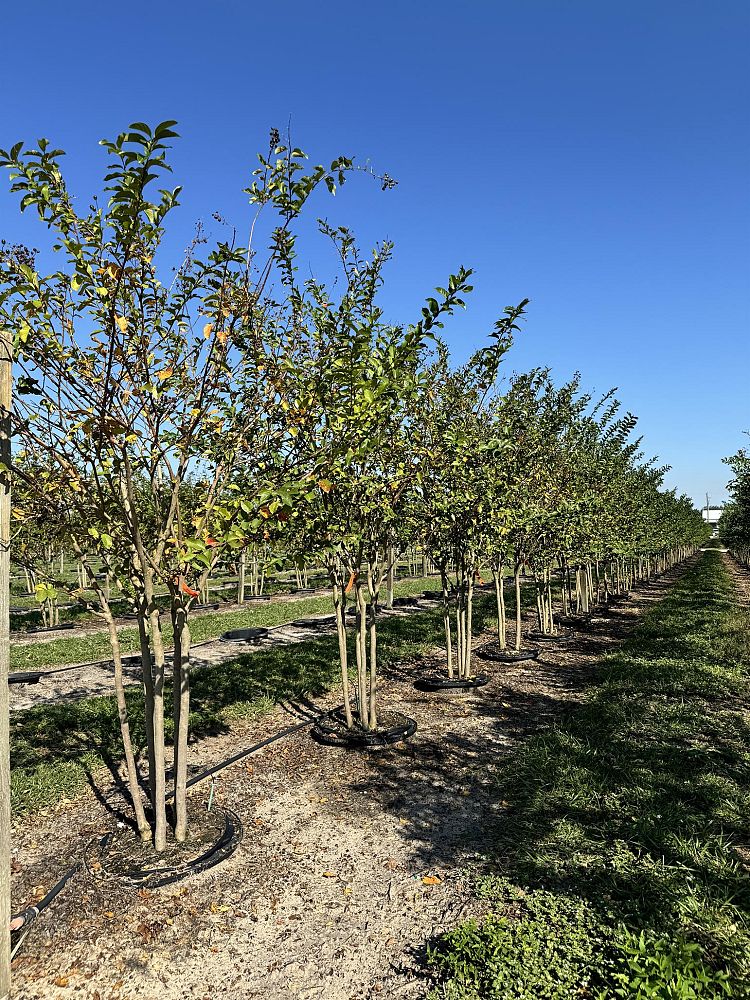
[10,706,326,945]
[168,707,338,800]
[10,852,87,953]
[86,806,243,890]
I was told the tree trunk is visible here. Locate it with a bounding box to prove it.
[455,582,464,676]
[136,613,157,809]
[465,570,474,679]
[440,565,453,678]
[144,570,168,851]
[367,564,379,730]
[237,550,246,604]
[499,566,507,648]
[514,567,522,651]
[545,569,555,634]
[355,580,369,729]
[172,603,191,842]
[105,609,150,839]
[331,577,353,728]
[535,579,544,632]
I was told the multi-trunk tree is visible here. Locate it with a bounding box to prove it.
[413,304,528,676]
[0,123,366,847]
[287,229,475,729]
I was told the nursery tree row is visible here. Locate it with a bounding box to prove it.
[0,123,709,856]
[719,449,750,561]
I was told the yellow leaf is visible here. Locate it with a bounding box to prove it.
[318,480,333,493]
[217,330,228,345]
[156,367,173,381]
[203,323,213,339]
[115,316,128,333]
[322,871,337,878]
[421,875,442,886]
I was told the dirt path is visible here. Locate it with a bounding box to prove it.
[9,567,687,1000]
[722,550,750,605]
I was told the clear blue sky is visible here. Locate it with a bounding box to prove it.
[2,0,748,508]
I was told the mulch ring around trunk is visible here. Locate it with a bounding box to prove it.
[85,803,242,890]
[312,707,418,749]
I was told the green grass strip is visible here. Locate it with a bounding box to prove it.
[429,551,750,998]
[10,575,437,672]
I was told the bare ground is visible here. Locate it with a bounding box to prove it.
[10,568,686,1000]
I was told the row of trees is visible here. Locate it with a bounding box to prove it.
[719,448,750,561]
[0,123,708,865]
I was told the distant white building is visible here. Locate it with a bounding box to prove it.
[702,507,723,536]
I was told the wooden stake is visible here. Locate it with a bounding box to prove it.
[0,328,12,1000]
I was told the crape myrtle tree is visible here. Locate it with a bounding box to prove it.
[413,304,528,678]
[628,481,708,575]
[573,397,642,605]
[481,370,547,649]
[721,448,750,564]
[515,374,596,637]
[550,389,639,617]
[489,369,585,652]
[287,227,475,729]
[0,122,373,847]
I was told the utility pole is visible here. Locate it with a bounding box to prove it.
[0,328,12,1000]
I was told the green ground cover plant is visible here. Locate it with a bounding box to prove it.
[428,551,750,998]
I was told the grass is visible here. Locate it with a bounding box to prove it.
[10,574,439,671]
[428,550,750,998]
[11,582,497,816]
[8,573,319,631]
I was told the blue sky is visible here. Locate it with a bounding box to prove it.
[2,0,747,508]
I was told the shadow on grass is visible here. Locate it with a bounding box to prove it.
[9,596,470,816]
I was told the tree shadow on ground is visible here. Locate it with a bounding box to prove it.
[9,598,475,816]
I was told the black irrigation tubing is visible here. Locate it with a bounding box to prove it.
[9,633,228,681]
[11,857,82,952]
[167,707,337,800]
[85,806,244,890]
[11,809,245,946]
